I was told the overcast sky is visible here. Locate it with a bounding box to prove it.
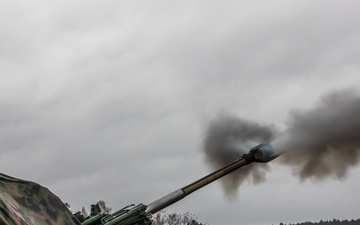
[1,1,360,225]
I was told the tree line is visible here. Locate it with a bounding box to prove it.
[152,212,207,225]
[279,218,360,225]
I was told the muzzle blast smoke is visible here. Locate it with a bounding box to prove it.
[203,90,360,195]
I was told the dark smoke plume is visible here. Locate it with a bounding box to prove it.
[275,90,360,180]
[203,113,276,196]
[203,90,360,195]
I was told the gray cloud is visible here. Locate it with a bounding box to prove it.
[1,1,360,225]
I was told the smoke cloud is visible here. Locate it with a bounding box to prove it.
[203,90,360,195]
[203,113,276,196]
[274,90,360,180]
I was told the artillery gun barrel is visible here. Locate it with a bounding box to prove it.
[145,143,278,214]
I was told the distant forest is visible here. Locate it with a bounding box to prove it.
[279,219,360,225]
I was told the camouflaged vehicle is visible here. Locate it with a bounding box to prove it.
[0,173,80,225]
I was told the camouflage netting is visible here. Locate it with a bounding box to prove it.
[0,173,80,225]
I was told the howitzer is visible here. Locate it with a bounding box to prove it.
[0,143,277,225]
[75,143,278,225]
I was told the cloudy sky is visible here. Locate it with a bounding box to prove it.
[1,1,360,225]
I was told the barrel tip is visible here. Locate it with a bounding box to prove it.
[251,143,278,162]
